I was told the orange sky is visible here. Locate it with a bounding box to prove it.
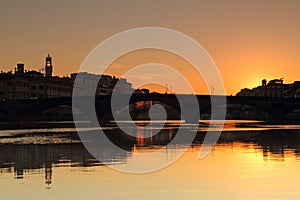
[1,0,300,95]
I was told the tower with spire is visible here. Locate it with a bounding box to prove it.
[45,54,53,77]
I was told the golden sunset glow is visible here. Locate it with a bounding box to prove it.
[105,49,209,94]
[1,1,299,95]
[1,143,297,200]
[2,1,300,199]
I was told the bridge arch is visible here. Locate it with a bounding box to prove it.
[96,96,182,124]
[284,106,300,121]
[200,103,271,120]
[18,98,92,125]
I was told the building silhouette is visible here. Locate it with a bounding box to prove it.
[0,54,134,100]
[237,79,300,98]
[71,72,133,96]
[45,54,53,77]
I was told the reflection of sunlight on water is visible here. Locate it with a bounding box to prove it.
[199,120,300,132]
[0,124,300,199]
[2,120,300,145]
[3,142,298,200]
[0,127,115,144]
[0,126,113,136]
[117,119,300,132]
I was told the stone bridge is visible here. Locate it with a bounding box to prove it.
[1,94,300,123]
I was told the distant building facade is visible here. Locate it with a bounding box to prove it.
[0,55,72,100]
[236,79,300,98]
[0,55,134,100]
[70,72,133,96]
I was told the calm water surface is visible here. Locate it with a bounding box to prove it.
[0,120,300,200]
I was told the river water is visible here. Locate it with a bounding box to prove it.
[0,120,300,200]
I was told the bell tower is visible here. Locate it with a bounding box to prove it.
[45,54,53,77]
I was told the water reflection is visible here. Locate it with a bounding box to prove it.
[135,125,176,147]
[1,123,300,189]
[217,130,300,159]
[0,144,101,185]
